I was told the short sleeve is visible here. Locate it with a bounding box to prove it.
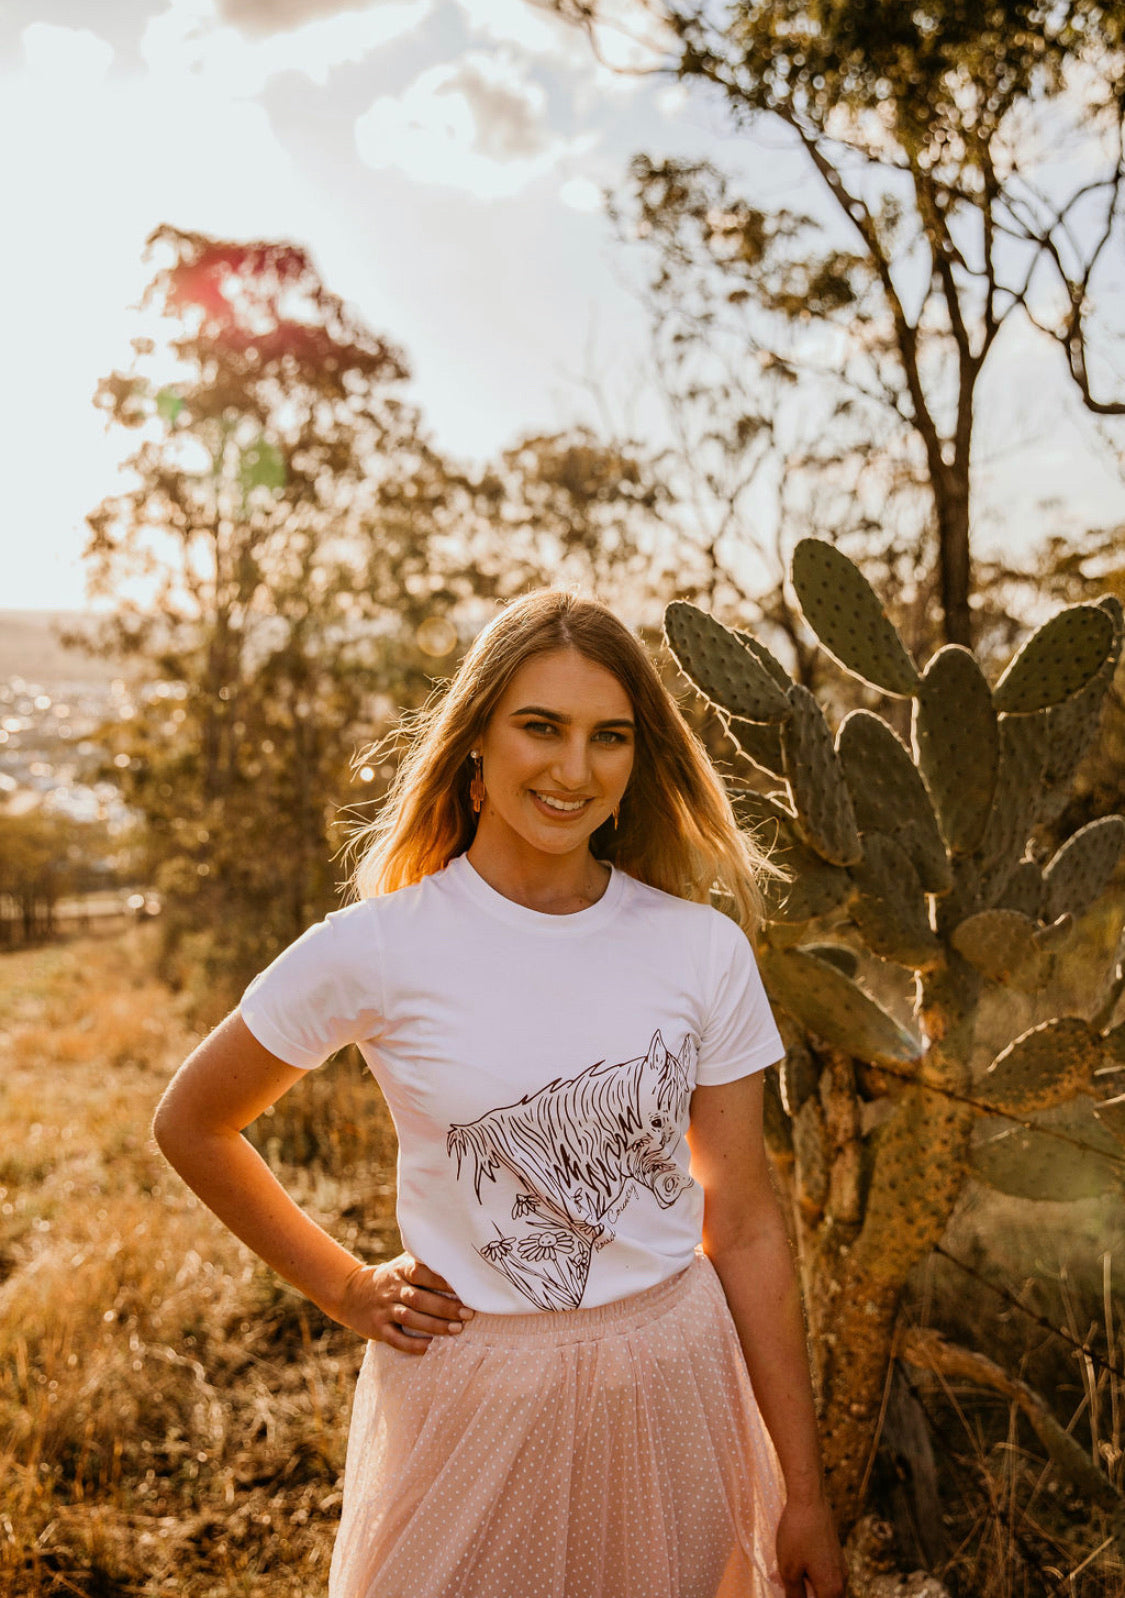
[238,902,384,1070]
[695,911,785,1086]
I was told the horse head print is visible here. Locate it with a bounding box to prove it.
[446,1030,697,1310]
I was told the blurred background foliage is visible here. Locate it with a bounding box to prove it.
[71,201,1125,1013]
[5,2,1124,1589]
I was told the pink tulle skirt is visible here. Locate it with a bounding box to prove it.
[328,1247,785,1598]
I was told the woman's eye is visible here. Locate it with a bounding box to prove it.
[520,722,627,746]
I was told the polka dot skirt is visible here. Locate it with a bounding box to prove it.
[328,1248,785,1597]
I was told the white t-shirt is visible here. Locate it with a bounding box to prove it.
[239,853,784,1314]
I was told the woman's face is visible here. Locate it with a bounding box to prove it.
[475,648,636,858]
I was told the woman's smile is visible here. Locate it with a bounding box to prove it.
[529,790,594,818]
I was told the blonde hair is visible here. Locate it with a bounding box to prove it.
[345,590,782,937]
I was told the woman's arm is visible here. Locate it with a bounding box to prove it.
[152,1012,471,1352]
[687,1071,847,1598]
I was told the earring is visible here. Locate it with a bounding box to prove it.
[469,752,485,815]
[612,803,620,830]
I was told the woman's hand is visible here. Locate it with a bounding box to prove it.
[336,1251,475,1354]
[776,1490,848,1598]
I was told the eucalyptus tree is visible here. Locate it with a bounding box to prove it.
[548,0,1125,644]
[83,227,666,997]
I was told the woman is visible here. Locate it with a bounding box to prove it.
[153,590,847,1598]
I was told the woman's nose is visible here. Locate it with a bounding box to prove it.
[551,736,592,788]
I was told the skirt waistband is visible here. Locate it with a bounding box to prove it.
[457,1247,710,1347]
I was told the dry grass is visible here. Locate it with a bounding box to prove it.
[0,931,400,1598]
[3,930,1123,1596]
[905,1217,1125,1598]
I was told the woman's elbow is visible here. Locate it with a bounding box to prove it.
[701,1183,789,1260]
[151,1078,213,1158]
[151,1094,188,1158]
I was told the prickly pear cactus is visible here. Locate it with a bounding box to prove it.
[664,543,1125,1532]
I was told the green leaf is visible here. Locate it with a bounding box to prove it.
[155,387,184,423]
[239,438,287,494]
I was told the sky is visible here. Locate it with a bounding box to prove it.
[1,0,1124,613]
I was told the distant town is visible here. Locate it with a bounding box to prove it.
[0,610,133,831]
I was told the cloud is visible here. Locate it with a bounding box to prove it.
[454,0,672,95]
[141,0,432,92]
[355,51,596,198]
[558,175,605,212]
[21,22,115,81]
[215,0,377,35]
[439,57,552,159]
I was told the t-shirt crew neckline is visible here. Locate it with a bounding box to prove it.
[447,851,627,936]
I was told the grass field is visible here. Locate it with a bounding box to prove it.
[0,931,399,1598]
[1,929,1123,1596]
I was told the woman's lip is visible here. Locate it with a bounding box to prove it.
[529,790,594,818]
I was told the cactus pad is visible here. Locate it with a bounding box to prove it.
[995,859,1044,920]
[912,646,999,856]
[971,1098,1121,1201]
[993,603,1116,714]
[1041,816,1125,924]
[665,601,792,722]
[734,630,793,692]
[761,1067,792,1155]
[1095,1092,1125,1152]
[758,945,923,1067]
[728,716,786,777]
[952,909,1050,988]
[780,1039,821,1116]
[735,789,852,921]
[1038,597,1124,823]
[802,943,860,979]
[979,1017,1105,1115]
[1104,1022,1125,1067]
[836,710,951,893]
[1034,912,1074,954]
[936,855,984,936]
[975,712,1050,906]
[782,684,863,867]
[790,538,921,695]
[847,832,943,969]
[793,1097,829,1212]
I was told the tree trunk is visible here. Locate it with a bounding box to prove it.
[934,467,972,648]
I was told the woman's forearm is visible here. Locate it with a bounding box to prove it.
[154,1119,363,1320]
[706,1226,827,1504]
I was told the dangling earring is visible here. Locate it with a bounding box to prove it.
[612,803,620,830]
[469,751,485,815]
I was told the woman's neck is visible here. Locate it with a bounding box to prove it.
[464,828,611,915]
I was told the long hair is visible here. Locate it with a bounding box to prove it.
[344,590,784,937]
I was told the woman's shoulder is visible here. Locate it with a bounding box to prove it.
[336,858,460,926]
[618,871,743,944]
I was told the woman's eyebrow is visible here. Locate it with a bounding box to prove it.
[510,705,635,729]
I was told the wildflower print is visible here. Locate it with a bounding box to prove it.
[512,1193,539,1219]
[518,1233,560,1263]
[482,1235,515,1264]
[516,1228,578,1263]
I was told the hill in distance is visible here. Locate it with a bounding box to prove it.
[0,611,125,686]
